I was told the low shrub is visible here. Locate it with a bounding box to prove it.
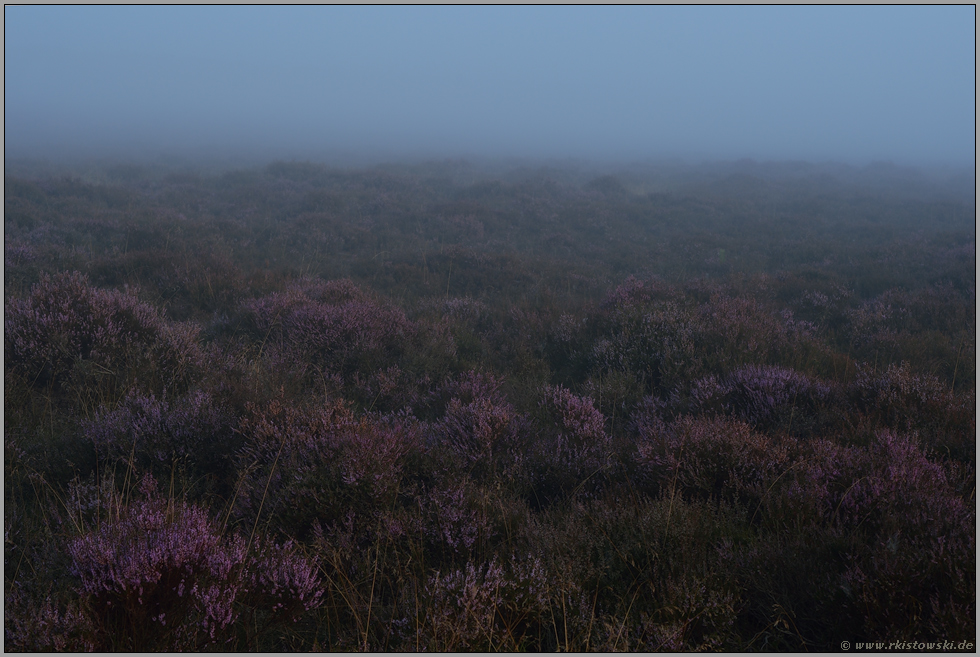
[1,474,324,652]
[4,271,202,400]
[234,395,423,538]
[237,276,414,379]
[527,385,613,505]
[82,388,238,484]
[686,364,833,436]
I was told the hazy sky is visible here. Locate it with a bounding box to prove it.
[5,5,976,166]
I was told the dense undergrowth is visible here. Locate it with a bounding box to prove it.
[5,158,975,650]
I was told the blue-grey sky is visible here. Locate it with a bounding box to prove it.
[4,5,975,166]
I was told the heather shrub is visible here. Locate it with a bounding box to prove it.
[237,276,414,379]
[418,477,495,562]
[432,379,530,486]
[414,555,551,651]
[82,389,237,481]
[583,276,813,396]
[686,364,833,436]
[346,364,431,415]
[436,396,512,464]
[4,590,96,652]
[588,281,703,392]
[841,430,975,640]
[409,369,507,424]
[67,479,248,650]
[629,393,671,437]
[765,437,873,529]
[439,369,508,409]
[417,558,506,650]
[527,385,612,504]
[308,465,502,572]
[853,362,949,425]
[636,415,795,506]
[4,271,202,399]
[234,396,423,538]
[304,471,532,649]
[239,535,324,643]
[849,362,975,460]
[691,293,814,373]
[64,474,322,651]
[752,430,975,643]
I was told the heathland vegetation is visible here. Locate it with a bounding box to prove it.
[4,157,975,650]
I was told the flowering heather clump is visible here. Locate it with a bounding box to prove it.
[427,371,528,483]
[4,270,202,391]
[421,370,508,422]
[67,475,246,650]
[543,385,608,448]
[238,276,413,376]
[637,415,794,504]
[855,361,948,406]
[235,396,421,535]
[4,590,96,652]
[416,555,550,651]
[769,437,873,528]
[527,386,612,501]
[684,374,727,415]
[4,238,36,268]
[688,364,832,433]
[82,388,234,472]
[862,430,974,549]
[421,479,494,558]
[586,278,813,396]
[841,431,975,639]
[851,362,965,435]
[244,536,324,623]
[442,369,507,405]
[65,474,322,651]
[435,393,517,473]
[419,558,507,650]
[749,429,975,640]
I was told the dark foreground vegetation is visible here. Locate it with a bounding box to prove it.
[4,157,975,651]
